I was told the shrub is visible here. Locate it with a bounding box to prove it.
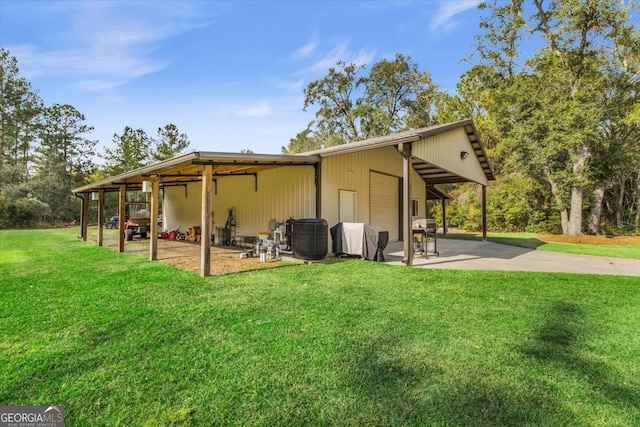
[0,194,50,229]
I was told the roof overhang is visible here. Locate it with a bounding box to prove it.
[426,186,450,200]
[73,151,320,193]
[298,119,495,185]
[73,119,494,194]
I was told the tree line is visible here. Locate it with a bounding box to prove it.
[284,0,640,236]
[2,0,638,235]
[0,48,190,228]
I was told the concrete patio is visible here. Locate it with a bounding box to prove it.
[384,238,640,277]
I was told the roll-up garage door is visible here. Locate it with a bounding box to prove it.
[370,171,400,241]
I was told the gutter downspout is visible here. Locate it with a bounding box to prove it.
[74,192,89,240]
[74,193,85,239]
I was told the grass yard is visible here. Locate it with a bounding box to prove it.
[1,228,639,426]
[443,231,640,259]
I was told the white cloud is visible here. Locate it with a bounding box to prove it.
[430,0,481,32]
[7,1,213,92]
[11,43,168,92]
[305,41,376,73]
[231,101,273,117]
[291,40,319,60]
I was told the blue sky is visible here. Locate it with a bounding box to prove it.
[1,0,485,157]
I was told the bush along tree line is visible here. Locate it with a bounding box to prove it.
[0,48,190,228]
[284,0,640,235]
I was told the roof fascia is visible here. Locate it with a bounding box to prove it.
[298,119,474,158]
[72,151,320,193]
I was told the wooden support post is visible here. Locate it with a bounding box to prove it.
[482,185,487,242]
[402,143,413,266]
[442,199,447,236]
[149,177,159,261]
[97,189,104,246]
[81,193,89,241]
[118,184,126,253]
[201,165,212,277]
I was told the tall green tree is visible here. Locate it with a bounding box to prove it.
[32,104,97,221]
[294,61,366,150]
[371,53,441,132]
[151,123,190,162]
[36,104,97,180]
[102,126,153,175]
[285,54,443,153]
[476,0,640,235]
[588,58,640,232]
[0,48,43,193]
[0,49,102,226]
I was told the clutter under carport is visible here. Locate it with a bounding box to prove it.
[235,217,328,263]
[186,226,201,242]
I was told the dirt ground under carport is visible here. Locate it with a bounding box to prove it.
[86,228,291,275]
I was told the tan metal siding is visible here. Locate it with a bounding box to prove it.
[164,166,316,239]
[320,145,426,238]
[412,127,488,185]
[370,172,400,241]
[212,166,316,237]
[339,190,357,223]
[163,183,203,232]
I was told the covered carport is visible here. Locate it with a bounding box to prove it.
[399,120,495,265]
[426,185,451,235]
[300,119,495,266]
[72,152,320,277]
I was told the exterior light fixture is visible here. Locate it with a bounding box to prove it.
[142,181,153,192]
[91,192,99,201]
[460,151,469,160]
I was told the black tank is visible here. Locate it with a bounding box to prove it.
[292,218,328,260]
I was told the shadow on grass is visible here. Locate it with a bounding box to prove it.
[349,332,439,411]
[520,301,640,410]
[345,326,568,426]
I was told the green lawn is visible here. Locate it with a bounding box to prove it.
[1,228,639,426]
[442,232,640,259]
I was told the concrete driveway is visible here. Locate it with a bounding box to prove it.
[384,238,640,277]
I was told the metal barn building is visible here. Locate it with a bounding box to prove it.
[73,119,494,276]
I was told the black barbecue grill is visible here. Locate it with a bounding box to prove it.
[412,219,439,258]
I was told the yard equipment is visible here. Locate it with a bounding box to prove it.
[186,226,201,242]
[167,227,181,240]
[124,205,151,241]
[223,207,237,246]
[412,219,439,258]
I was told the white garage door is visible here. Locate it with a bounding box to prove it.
[370,171,400,241]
